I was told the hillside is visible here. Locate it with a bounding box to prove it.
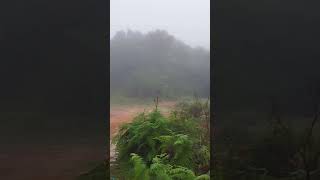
[110,30,210,99]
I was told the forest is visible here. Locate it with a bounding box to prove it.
[110,30,210,100]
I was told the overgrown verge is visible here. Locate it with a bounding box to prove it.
[112,98,210,179]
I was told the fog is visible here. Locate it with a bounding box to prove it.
[111,0,210,49]
[110,30,210,99]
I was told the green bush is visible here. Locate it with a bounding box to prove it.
[129,153,210,180]
[114,110,173,163]
[112,99,211,179]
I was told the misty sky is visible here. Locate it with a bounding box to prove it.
[111,0,210,49]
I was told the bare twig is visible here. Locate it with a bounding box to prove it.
[154,96,159,111]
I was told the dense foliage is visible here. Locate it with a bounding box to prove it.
[128,153,209,180]
[110,30,210,99]
[112,99,210,179]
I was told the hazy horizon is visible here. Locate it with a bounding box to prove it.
[111,0,210,49]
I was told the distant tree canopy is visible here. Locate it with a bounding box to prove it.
[110,30,210,99]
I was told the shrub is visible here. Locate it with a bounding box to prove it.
[114,110,172,163]
[129,153,210,180]
[113,99,211,178]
